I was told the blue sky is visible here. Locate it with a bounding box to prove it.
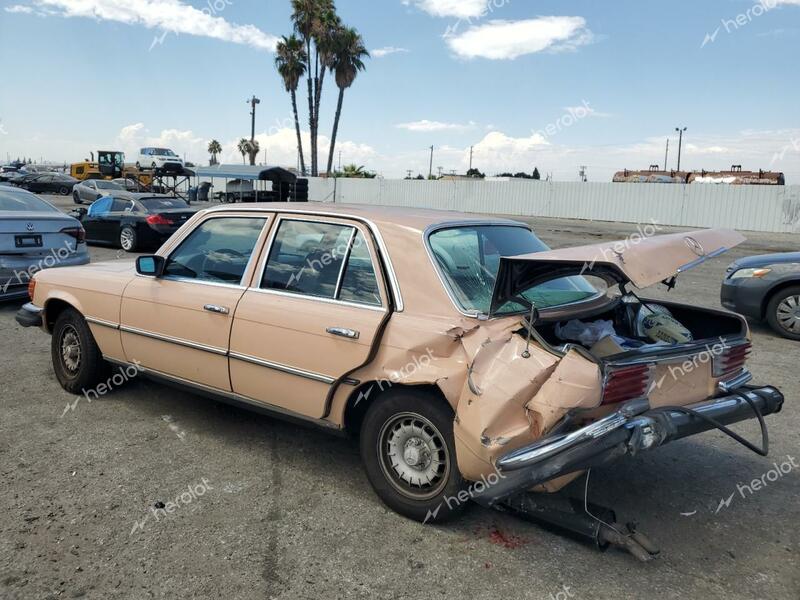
[1,0,799,181]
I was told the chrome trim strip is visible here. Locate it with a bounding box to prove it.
[335,228,358,299]
[229,351,335,384]
[86,316,120,330]
[718,369,753,393]
[105,358,341,431]
[159,275,246,290]
[677,247,728,274]
[119,325,228,356]
[205,206,404,311]
[246,287,387,313]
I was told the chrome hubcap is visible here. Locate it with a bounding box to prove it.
[776,295,800,334]
[379,412,449,500]
[120,229,134,250]
[60,325,81,373]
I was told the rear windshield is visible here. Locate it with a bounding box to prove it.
[95,180,122,189]
[0,190,59,212]
[428,225,599,316]
[139,197,189,211]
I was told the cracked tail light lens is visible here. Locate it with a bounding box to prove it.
[713,342,751,378]
[602,363,654,406]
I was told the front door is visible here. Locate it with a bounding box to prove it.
[120,215,269,390]
[230,216,389,418]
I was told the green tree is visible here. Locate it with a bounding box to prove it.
[275,35,308,175]
[207,139,222,166]
[326,26,369,176]
[237,138,249,164]
[533,167,541,180]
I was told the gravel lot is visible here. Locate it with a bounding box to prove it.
[1,195,798,599]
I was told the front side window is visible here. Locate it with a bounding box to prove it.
[429,225,599,315]
[262,220,382,306]
[164,217,266,284]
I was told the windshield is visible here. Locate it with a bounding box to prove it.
[139,197,189,210]
[95,180,122,190]
[428,225,599,316]
[154,148,176,157]
[0,190,59,212]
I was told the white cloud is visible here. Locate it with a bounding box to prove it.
[4,4,35,13]
[402,0,488,19]
[11,0,278,51]
[371,46,410,58]
[447,17,595,60]
[396,119,476,132]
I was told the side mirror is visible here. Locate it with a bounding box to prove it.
[136,255,166,277]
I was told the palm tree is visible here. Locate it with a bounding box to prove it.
[327,27,369,176]
[247,139,261,166]
[275,35,308,175]
[291,0,334,176]
[237,138,249,164]
[313,9,341,159]
[207,140,222,166]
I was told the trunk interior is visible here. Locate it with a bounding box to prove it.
[535,296,746,360]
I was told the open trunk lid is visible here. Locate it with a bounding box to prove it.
[490,229,746,314]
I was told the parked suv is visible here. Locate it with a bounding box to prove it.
[136,148,184,172]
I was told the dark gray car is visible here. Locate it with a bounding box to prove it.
[0,187,89,300]
[721,252,800,340]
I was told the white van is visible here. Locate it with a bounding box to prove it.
[136,148,184,171]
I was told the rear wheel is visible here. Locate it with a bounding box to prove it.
[59,186,70,195]
[120,226,138,252]
[360,389,467,523]
[766,286,800,340]
[51,308,107,394]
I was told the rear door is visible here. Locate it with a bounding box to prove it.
[229,216,388,418]
[120,214,270,390]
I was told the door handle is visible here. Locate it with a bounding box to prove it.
[326,327,360,340]
[204,304,230,315]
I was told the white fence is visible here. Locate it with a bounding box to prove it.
[306,179,800,234]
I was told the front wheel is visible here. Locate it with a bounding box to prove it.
[119,226,138,252]
[73,191,82,204]
[360,389,467,523]
[51,308,107,394]
[766,286,800,340]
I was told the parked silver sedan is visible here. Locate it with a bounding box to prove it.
[0,187,89,300]
[72,179,124,205]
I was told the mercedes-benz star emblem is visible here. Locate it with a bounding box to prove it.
[684,236,705,257]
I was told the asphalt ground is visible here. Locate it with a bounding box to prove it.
[1,194,797,599]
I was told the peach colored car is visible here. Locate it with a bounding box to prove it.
[17,203,784,560]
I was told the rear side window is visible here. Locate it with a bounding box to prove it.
[262,220,382,306]
[164,217,266,284]
[111,198,133,212]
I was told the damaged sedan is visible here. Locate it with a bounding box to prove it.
[16,204,784,561]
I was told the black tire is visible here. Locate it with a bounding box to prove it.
[51,308,107,394]
[73,191,82,204]
[59,186,70,195]
[766,285,800,340]
[135,162,141,169]
[359,389,467,523]
[119,226,138,252]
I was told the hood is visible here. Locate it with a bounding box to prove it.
[490,229,745,314]
[728,252,800,270]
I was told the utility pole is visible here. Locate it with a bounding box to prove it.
[664,139,669,172]
[469,145,474,171]
[579,166,588,182]
[428,145,434,179]
[247,95,261,142]
[675,127,687,171]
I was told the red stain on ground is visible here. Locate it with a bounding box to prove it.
[487,526,528,549]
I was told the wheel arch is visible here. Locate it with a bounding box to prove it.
[43,297,81,334]
[343,381,452,437]
[760,279,800,319]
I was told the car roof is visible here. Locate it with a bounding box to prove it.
[202,202,526,236]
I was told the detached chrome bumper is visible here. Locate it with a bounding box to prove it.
[475,386,784,506]
[15,302,43,328]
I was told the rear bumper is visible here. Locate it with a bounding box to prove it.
[475,385,784,506]
[15,302,43,327]
[0,251,89,300]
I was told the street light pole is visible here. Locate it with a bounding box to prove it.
[675,127,687,171]
[247,95,261,142]
[428,145,434,179]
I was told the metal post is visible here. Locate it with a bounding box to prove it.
[428,145,434,179]
[675,127,687,171]
[664,139,669,172]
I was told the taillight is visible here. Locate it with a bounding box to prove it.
[602,363,654,406]
[60,226,86,243]
[146,214,174,226]
[713,342,751,378]
[28,278,36,301]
